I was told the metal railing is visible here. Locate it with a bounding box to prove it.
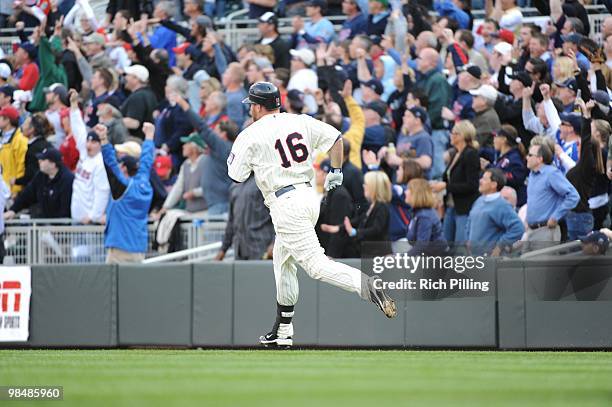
[3,218,227,265]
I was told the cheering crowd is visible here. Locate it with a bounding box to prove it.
[0,0,611,263]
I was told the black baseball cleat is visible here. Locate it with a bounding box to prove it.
[259,331,293,348]
[368,277,397,318]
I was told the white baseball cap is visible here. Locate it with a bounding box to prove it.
[493,41,513,56]
[0,63,11,80]
[289,48,315,66]
[124,64,149,83]
[469,84,498,103]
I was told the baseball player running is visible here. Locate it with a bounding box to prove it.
[227,82,396,348]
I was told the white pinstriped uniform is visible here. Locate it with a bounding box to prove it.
[228,113,365,306]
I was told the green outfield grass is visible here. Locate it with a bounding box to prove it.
[1,350,612,406]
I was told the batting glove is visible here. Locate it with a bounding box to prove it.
[324,169,343,191]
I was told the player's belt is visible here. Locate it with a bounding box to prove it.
[528,221,548,230]
[274,182,311,198]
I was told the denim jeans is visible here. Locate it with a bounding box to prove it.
[443,207,468,244]
[431,129,450,180]
[565,211,593,241]
[207,202,229,216]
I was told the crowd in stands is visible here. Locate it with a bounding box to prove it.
[0,0,611,263]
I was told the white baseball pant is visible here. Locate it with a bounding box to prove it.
[269,185,367,306]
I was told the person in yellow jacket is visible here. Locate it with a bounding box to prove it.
[0,106,28,196]
[318,80,365,169]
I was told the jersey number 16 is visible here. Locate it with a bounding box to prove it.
[274,132,309,168]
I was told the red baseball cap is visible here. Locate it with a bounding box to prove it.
[496,29,514,45]
[154,155,172,178]
[172,42,192,54]
[0,106,20,122]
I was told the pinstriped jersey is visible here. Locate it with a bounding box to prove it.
[227,113,340,206]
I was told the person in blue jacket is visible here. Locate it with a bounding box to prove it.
[95,122,155,264]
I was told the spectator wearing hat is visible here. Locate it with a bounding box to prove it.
[415,47,451,180]
[431,120,480,244]
[0,85,13,109]
[5,147,73,220]
[0,63,11,87]
[222,63,248,128]
[367,0,390,37]
[29,30,68,113]
[291,0,335,48]
[488,125,528,207]
[287,48,318,114]
[173,42,204,80]
[555,112,582,172]
[149,1,178,67]
[524,83,562,140]
[495,71,535,148]
[580,231,609,256]
[590,90,612,123]
[43,83,69,148]
[13,42,39,92]
[0,106,27,196]
[525,142,579,244]
[154,155,175,191]
[120,64,158,140]
[286,89,306,114]
[338,0,367,41]
[15,113,53,189]
[555,77,578,113]
[64,89,109,226]
[258,12,291,70]
[361,100,389,158]
[81,33,113,71]
[179,95,236,215]
[443,64,482,123]
[466,168,524,256]
[470,84,500,148]
[360,78,384,104]
[96,121,155,264]
[396,106,433,179]
[97,95,128,145]
[58,104,80,172]
[455,30,489,73]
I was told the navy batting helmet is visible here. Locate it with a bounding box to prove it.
[242,82,281,110]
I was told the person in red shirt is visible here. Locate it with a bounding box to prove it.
[58,107,79,171]
[13,43,39,91]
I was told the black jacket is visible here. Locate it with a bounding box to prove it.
[341,161,368,216]
[349,201,391,256]
[263,36,291,70]
[316,186,356,258]
[15,137,51,187]
[11,165,74,218]
[442,146,480,215]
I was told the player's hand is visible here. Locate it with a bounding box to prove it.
[324,171,343,192]
[547,217,558,229]
[142,122,155,140]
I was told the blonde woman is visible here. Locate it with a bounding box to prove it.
[552,56,575,83]
[405,179,447,256]
[431,120,480,243]
[322,171,392,256]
